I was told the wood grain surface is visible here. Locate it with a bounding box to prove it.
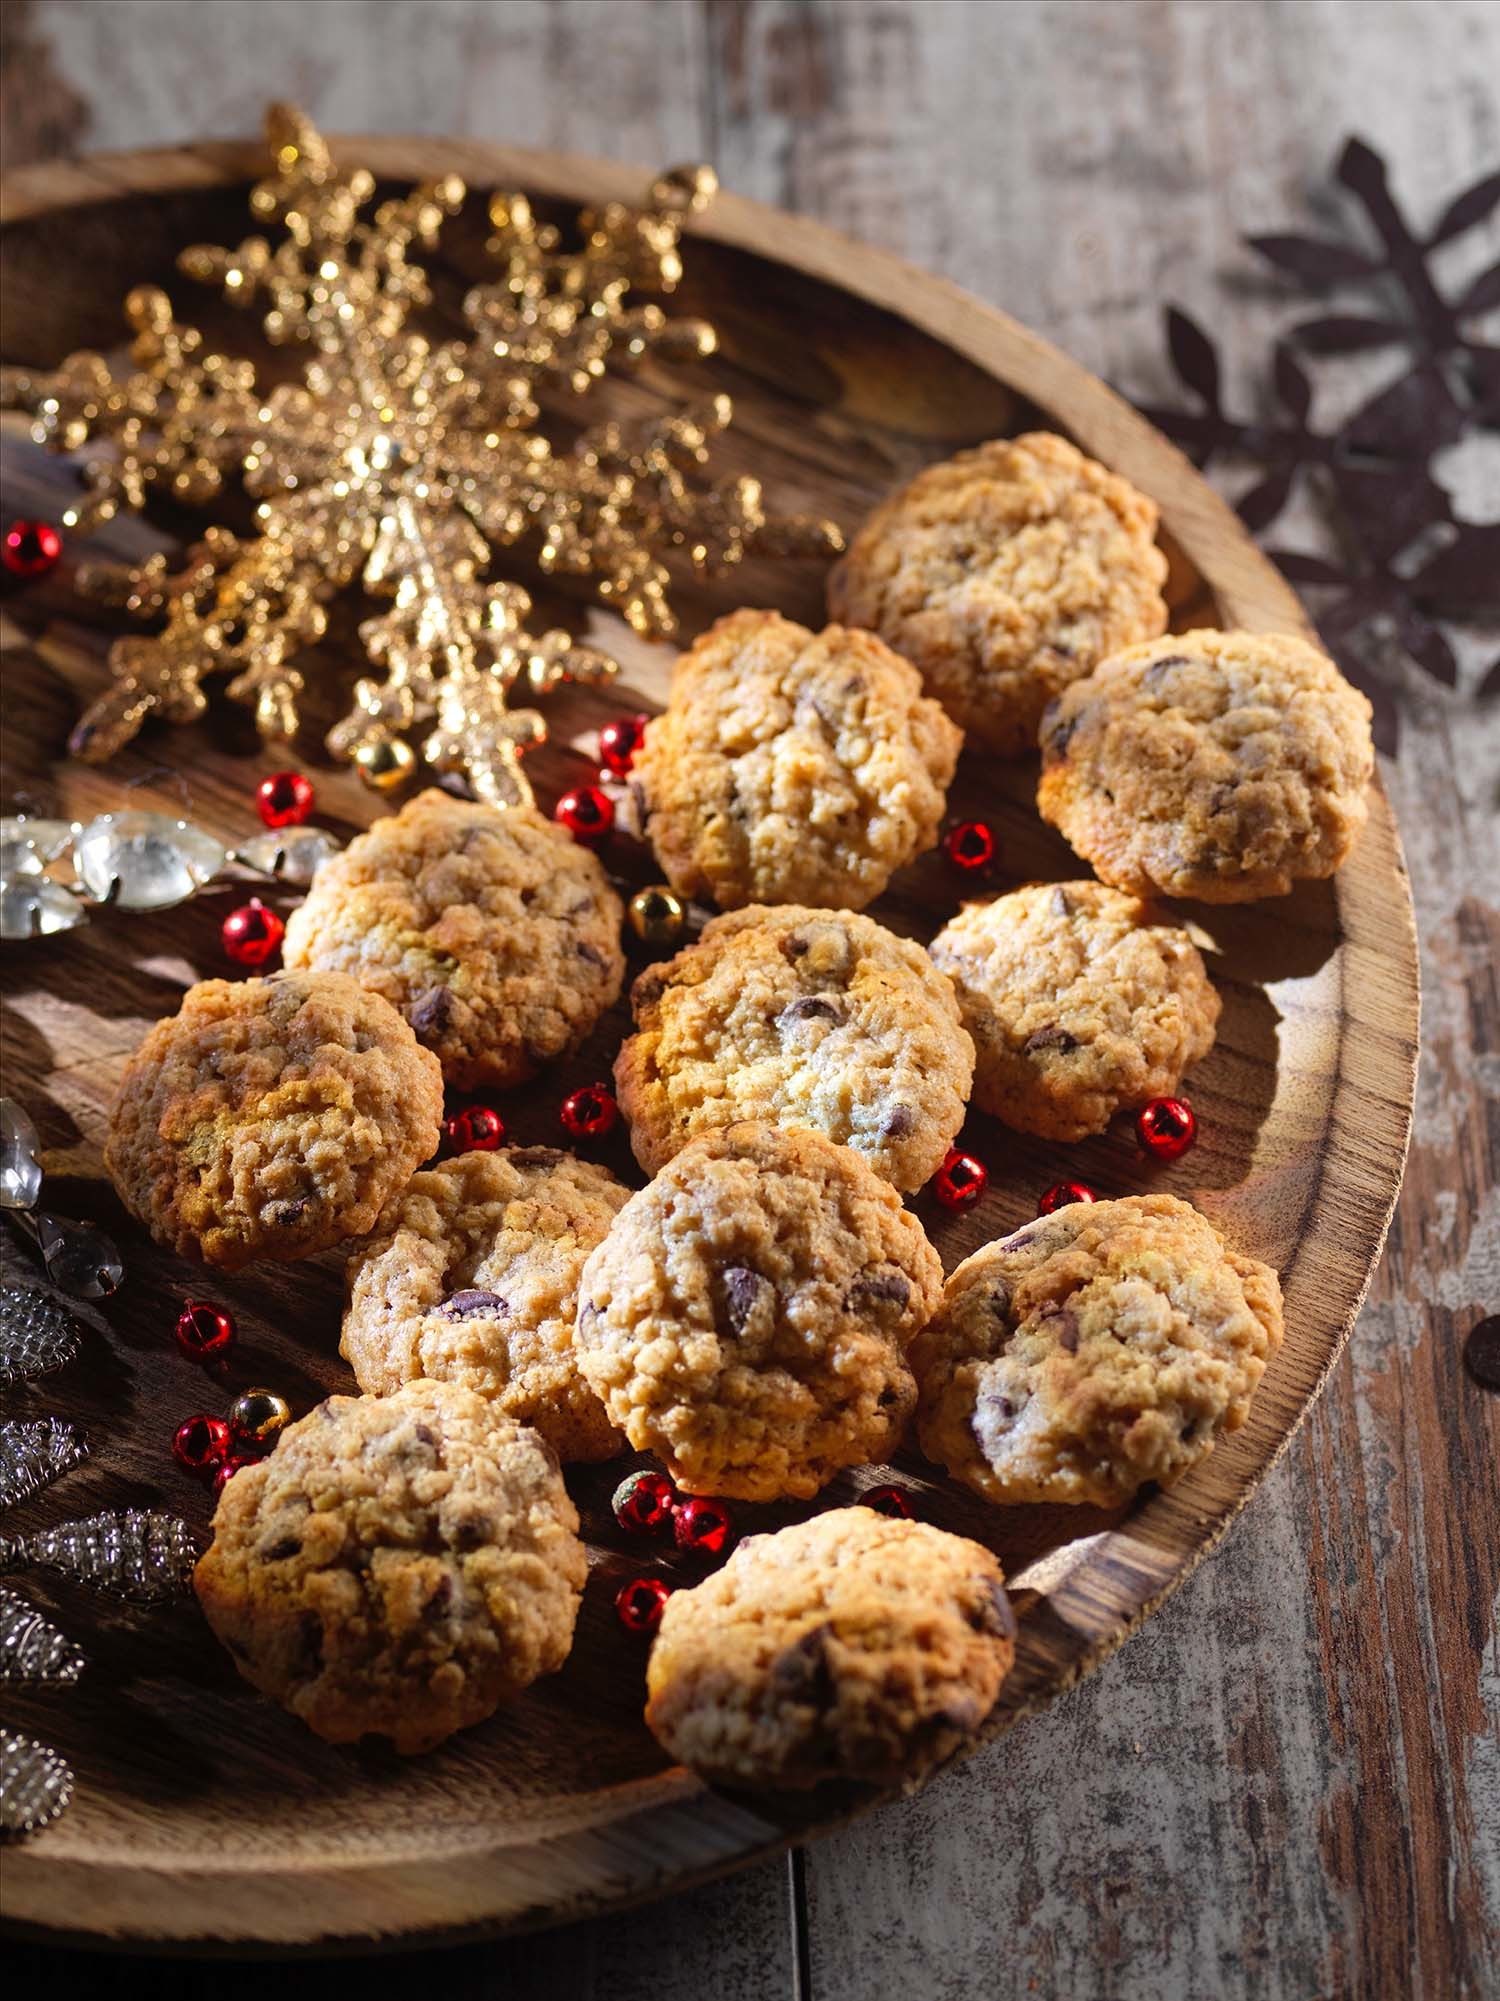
[1,2,1495,1997]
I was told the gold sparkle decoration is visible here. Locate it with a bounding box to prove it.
[1,104,841,808]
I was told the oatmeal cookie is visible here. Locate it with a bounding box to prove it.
[827,432,1168,754]
[614,905,973,1191]
[106,971,443,1271]
[929,880,1220,1140]
[342,1146,630,1462]
[575,1123,943,1500]
[912,1194,1284,1507]
[1037,629,1375,901]
[634,608,961,910]
[644,1507,1016,1788]
[282,790,625,1090]
[194,1379,587,1752]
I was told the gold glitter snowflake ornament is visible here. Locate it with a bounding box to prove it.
[2,104,841,807]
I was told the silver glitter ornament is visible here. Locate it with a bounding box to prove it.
[0,1418,89,1510]
[0,1509,197,1605]
[0,1590,85,1685]
[0,1730,74,1838]
[72,811,227,910]
[0,1281,85,1387]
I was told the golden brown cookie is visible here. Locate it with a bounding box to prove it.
[644,1507,1016,1788]
[342,1146,631,1462]
[928,881,1220,1140]
[634,608,961,910]
[614,905,974,1191]
[912,1194,1284,1507]
[575,1123,943,1500]
[1037,630,1375,901]
[827,432,1168,754]
[194,1380,587,1753]
[282,790,626,1090]
[105,971,443,1271]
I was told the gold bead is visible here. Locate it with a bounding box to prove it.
[355,735,416,792]
[228,1387,292,1448]
[628,884,686,948]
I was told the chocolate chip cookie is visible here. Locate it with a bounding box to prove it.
[342,1146,631,1462]
[827,432,1168,754]
[575,1123,943,1500]
[644,1506,1016,1788]
[912,1194,1284,1507]
[633,608,962,910]
[106,971,443,1271]
[194,1379,587,1752]
[929,881,1220,1140]
[1037,630,1375,901]
[614,905,974,1191]
[282,789,626,1090]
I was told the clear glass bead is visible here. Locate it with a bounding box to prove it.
[0,1100,43,1212]
[235,825,342,887]
[36,1213,123,1300]
[0,875,88,941]
[0,817,77,877]
[73,812,227,910]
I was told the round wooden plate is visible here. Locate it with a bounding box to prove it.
[0,137,1418,1952]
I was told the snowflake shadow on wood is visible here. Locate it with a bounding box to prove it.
[0,103,841,807]
[1134,137,1500,753]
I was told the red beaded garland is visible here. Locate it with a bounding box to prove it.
[175,1300,236,1365]
[933,1147,988,1209]
[598,713,649,777]
[213,1453,258,1497]
[612,1469,678,1536]
[1136,1096,1198,1161]
[256,770,315,829]
[1038,1180,1098,1215]
[3,520,61,579]
[863,1483,913,1519]
[615,1574,672,1635]
[560,1082,619,1141]
[943,819,997,874]
[673,1495,734,1557]
[173,1413,230,1479]
[444,1104,506,1154]
[554,785,615,844]
[221,897,285,967]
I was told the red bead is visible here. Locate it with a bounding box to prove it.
[933,1147,988,1210]
[444,1104,506,1154]
[256,770,315,829]
[943,820,997,874]
[555,784,615,844]
[213,1453,258,1497]
[221,897,284,967]
[863,1483,913,1519]
[598,713,649,777]
[612,1469,678,1536]
[1136,1096,1198,1161]
[673,1495,734,1557]
[3,520,61,579]
[173,1413,230,1480]
[1038,1180,1098,1215]
[615,1574,672,1635]
[560,1082,618,1141]
[175,1300,236,1365]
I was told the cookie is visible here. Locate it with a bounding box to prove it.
[614,906,974,1191]
[929,881,1220,1140]
[827,432,1168,754]
[633,608,962,911]
[105,971,443,1271]
[575,1123,943,1500]
[1037,630,1375,902]
[912,1194,1284,1507]
[342,1146,631,1462]
[282,789,626,1090]
[194,1379,587,1753]
[644,1507,1016,1788]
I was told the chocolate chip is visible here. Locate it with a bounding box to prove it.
[413,1423,439,1447]
[452,1516,495,1551]
[780,996,843,1026]
[1143,654,1190,686]
[989,1280,1012,1320]
[721,1265,770,1334]
[408,985,456,1039]
[508,1145,567,1169]
[437,1289,506,1322]
[633,970,667,1010]
[1043,709,1079,757]
[966,1577,1018,1641]
[568,894,597,917]
[847,1268,911,1312]
[266,1197,309,1228]
[883,1105,914,1139]
[263,1537,301,1562]
[996,1225,1040,1252]
[1024,1024,1078,1055]
[577,941,608,969]
[1050,886,1073,919]
[1048,1307,1080,1354]
[780,933,810,961]
[770,1621,836,1705]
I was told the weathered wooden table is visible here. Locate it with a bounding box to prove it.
[4,3,1496,1997]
